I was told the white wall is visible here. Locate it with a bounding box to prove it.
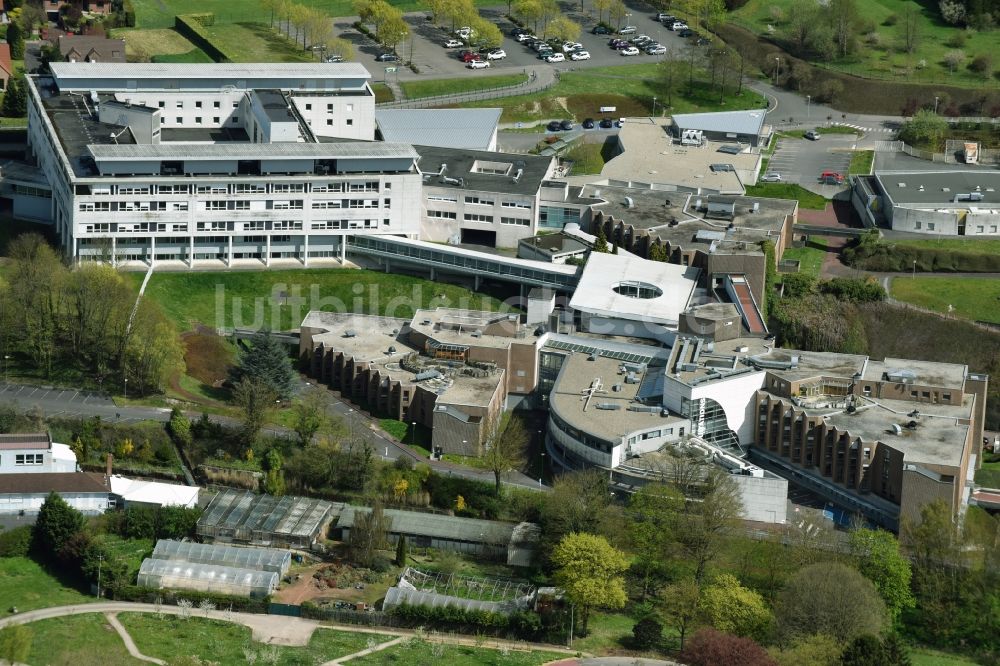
[0,448,76,474]
[0,491,109,514]
[292,94,375,141]
[890,206,960,234]
[662,371,765,447]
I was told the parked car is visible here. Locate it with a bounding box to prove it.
[545,52,566,62]
[487,48,506,59]
[656,12,674,21]
[533,40,552,51]
[820,170,845,183]
[582,118,595,129]
[537,48,554,59]
[570,50,591,60]
[511,27,529,36]
[454,26,472,38]
[761,173,783,182]
[805,130,821,140]
[632,35,651,46]
[646,44,666,55]
[443,39,464,48]
[560,119,574,130]
[459,51,480,62]
[618,25,637,34]
[592,24,612,34]
[322,54,344,63]
[599,118,614,129]
[620,46,640,56]
[609,38,628,48]
[694,36,710,45]
[467,59,490,69]
[547,120,562,131]
[562,41,584,52]
[678,28,694,37]
[515,32,536,42]
[375,53,399,62]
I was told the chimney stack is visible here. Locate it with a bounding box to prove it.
[106,452,113,478]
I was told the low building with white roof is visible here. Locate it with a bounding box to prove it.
[109,475,199,509]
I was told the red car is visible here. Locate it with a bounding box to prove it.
[459,51,481,62]
[820,170,845,184]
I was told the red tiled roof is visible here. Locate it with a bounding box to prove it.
[0,43,12,77]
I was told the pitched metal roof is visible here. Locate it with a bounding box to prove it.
[671,110,767,136]
[50,62,371,80]
[338,505,525,544]
[88,141,419,161]
[0,472,108,494]
[376,108,501,152]
[0,433,51,450]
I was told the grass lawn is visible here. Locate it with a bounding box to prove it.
[455,63,766,123]
[909,646,984,666]
[401,73,527,100]
[569,611,635,655]
[729,0,1000,88]
[97,536,155,580]
[0,556,93,612]
[894,238,1000,255]
[849,150,875,175]
[24,614,143,666]
[565,142,609,175]
[194,21,313,63]
[379,418,432,455]
[111,27,209,63]
[744,183,829,209]
[130,269,511,333]
[781,237,828,278]
[815,126,862,136]
[351,639,567,665]
[119,613,387,665]
[974,460,1000,488]
[890,276,1000,324]
[372,83,395,103]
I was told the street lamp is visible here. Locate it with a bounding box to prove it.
[773,57,780,86]
[652,96,657,117]
[123,377,128,401]
[806,94,811,117]
[410,421,417,447]
[3,355,8,383]
[912,260,917,279]
[934,96,940,114]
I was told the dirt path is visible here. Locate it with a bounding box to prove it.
[105,613,166,665]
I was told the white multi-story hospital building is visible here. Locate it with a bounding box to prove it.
[24,62,423,266]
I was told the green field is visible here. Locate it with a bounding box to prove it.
[975,460,1000,488]
[729,0,1000,88]
[565,142,610,175]
[350,639,567,665]
[111,27,210,63]
[568,611,637,654]
[401,73,528,100]
[0,556,93,612]
[456,62,766,123]
[891,276,1000,324]
[894,238,1000,255]
[120,613,387,666]
[196,21,314,63]
[909,646,985,666]
[849,150,875,175]
[744,183,829,209]
[24,614,144,666]
[372,83,395,103]
[781,238,828,278]
[132,269,511,332]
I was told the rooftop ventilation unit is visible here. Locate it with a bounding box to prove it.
[627,404,660,413]
[343,330,356,337]
[891,423,903,436]
[588,353,598,361]
[421,319,432,325]
[624,372,640,384]
[625,196,635,208]
[387,345,397,353]
[391,328,399,335]
[512,168,523,183]
[415,370,442,381]
[612,384,622,392]
[595,403,621,410]
[441,176,462,186]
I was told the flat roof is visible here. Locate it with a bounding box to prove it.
[109,476,199,507]
[601,118,757,193]
[410,308,532,351]
[253,89,297,124]
[88,141,419,161]
[755,348,869,384]
[50,61,371,81]
[302,312,413,363]
[549,353,686,443]
[582,185,793,252]
[821,395,973,468]
[671,109,768,137]
[435,370,505,407]
[416,144,552,197]
[569,252,699,327]
[0,472,108,494]
[376,108,501,152]
[520,232,588,255]
[862,357,967,389]
[875,170,1000,207]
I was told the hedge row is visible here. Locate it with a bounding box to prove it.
[843,242,1000,273]
[112,584,270,613]
[389,602,543,638]
[174,14,230,63]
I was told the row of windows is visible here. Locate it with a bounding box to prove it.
[14,454,44,465]
[465,196,494,206]
[464,213,493,223]
[86,182,385,196]
[500,217,529,226]
[428,210,457,219]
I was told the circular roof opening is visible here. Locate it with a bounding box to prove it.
[613,281,663,299]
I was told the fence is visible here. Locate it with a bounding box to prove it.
[376,70,553,109]
[885,295,1000,333]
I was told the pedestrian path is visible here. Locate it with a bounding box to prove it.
[873,140,904,152]
[105,613,166,665]
[321,635,407,665]
[832,122,894,134]
[377,65,556,108]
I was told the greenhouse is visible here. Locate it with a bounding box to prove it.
[136,558,278,598]
[151,540,292,575]
[197,489,338,549]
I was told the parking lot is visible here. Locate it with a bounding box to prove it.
[765,135,854,189]
[336,8,702,82]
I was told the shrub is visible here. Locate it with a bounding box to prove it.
[882,13,898,26]
[113,585,269,613]
[970,54,994,74]
[632,617,663,649]
[681,628,776,666]
[0,526,32,557]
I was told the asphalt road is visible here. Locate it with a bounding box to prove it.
[765,134,854,187]
[0,380,546,492]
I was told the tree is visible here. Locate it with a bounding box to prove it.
[609,0,627,29]
[395,534,408,566]
[6,21,24,59]
[938,0,966,26]
[378,14,409,52]
[546,15,580,43]
[900,6,920,54]
[263,449,286,496]
[593,0,612,24]
[536,0,559,35]
[350,501,390,566]
[291,386,330,445]
[233,377,277,444]
[658,47,683,108]
[700,573,772,641]
[632,616,663,650]
[896,109,948,149]
[229,331,295,399]
[0,625,32,664]
[551,532,628,634]
[512,0,542,32]
[675,470,742,583]
[593,227,610,253]
[659,577,701,651]
[31,492,85,562]
[680,627,776,666]
[469,16,503,49]
[2,75,27,118]
[828,0,859,58]
[943,49,965,73]
[769,633,842,666]
[848,528,915,620]
[539,469,613,547]
[776,562,887,643]
[304,7,335,52]
[626,482,682,597]
[327,37,354,61]
[839,634,887,666]
[168,407,193,447]
[481,411,528,497]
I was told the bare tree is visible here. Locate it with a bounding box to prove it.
[350,501,390,566]
[232,377,277,445]
[481,411,529,497]
[901,5,920,54]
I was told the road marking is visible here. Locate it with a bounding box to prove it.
[28,388,38,397]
